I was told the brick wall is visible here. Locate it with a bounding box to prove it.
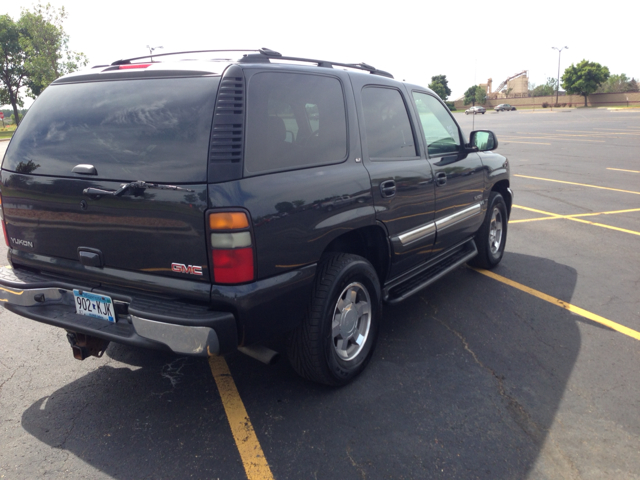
[453,91,640,110]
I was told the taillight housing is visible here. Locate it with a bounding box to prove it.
[0,193,8,247]
[207,211,254,284]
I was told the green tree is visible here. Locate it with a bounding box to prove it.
[463,85,479,106]
[531,77,557,97]
[562,60,610,107]
[428,75,451,101]
[0,4,87,126]
[596,73,637,93]
[475,85,487,105]
[19,3,88,98]
[0,15,27,126]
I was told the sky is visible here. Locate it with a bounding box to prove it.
[4,0,638,108]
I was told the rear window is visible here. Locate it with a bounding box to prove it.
[244,72,348,175]
[3,77,219,183]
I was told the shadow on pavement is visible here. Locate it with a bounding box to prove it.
[22,252,581,479]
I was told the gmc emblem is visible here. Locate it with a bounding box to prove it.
[171,263,203,276]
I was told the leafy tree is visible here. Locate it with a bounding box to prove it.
[428,75,451,101]
[596,73,637,94]
[463,85,479,106]
[20,4,88,98]
[0,5,87,126]
[531,77,558,97]
[475,85,487,105]
[562,60,610,107]
[0,15,27,127]
[628,78,639,92]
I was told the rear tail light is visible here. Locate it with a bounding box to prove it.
[208,211,254,284]
[0,194,8,247]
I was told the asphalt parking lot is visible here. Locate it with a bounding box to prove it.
[1,107,639,480]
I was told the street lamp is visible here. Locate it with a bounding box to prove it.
[146,45,163,62]
[552,46,568,106]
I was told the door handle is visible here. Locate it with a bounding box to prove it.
[436,172,447,186]
[380,180,396,198]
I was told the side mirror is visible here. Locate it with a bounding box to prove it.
[469,130,498,151]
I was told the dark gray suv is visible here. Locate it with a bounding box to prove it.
[0,48,512,385]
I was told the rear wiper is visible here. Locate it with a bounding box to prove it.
[83,181,195,197]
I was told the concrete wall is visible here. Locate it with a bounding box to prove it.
[454,91,640,110]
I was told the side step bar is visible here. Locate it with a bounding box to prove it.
[384,240,478,304]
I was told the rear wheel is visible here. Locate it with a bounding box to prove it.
[287,253,381,386]
[468,192,508,269]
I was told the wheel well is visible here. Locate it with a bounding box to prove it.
[323,226,389,284]
[491,180,512,216]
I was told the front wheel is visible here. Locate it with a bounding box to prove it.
[287,254,382,386]
[468,192,508,269]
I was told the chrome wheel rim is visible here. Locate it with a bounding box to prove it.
[489,207,503,255]
[331,282,372,361]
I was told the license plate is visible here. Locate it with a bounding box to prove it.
[73,290,115,323]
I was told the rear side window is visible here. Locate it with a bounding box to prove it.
[3,77,219,183]
[244,72,347,175]
[361,87,417,159]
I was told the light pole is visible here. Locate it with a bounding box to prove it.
[146,45,163,62]
[552,46,568,106]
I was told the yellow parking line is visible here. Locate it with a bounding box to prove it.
[514,175,640,195]
[209,356,274,480]
[471,268,640,341]
[607,168,640,174]
[511,206,640,235]
[501,140,552,145]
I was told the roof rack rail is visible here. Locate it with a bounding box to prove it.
[110,49,261,66]
[239,49,394,78]
[110,48,393,78]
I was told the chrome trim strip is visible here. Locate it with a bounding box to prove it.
[435,203,482,232]
[397,222,436,246]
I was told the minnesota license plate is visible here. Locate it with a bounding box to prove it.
[73,290,115,323]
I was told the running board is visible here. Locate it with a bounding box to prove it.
[384,240,478,304]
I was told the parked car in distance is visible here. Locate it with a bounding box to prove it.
[495,104,516,112]
[465,106,486,115]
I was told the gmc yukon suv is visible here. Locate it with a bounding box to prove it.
[0,49,512,385]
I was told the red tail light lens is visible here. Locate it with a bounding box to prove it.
[208,211,254,284]
[0,195,8,247]
[212,248,254,284]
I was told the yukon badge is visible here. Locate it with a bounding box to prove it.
[171,263,203,276]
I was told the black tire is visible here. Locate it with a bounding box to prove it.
[468,192,508,269]
[287,253,382,386]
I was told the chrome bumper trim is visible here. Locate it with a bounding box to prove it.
[131,316,220,356]
[435,203,482,232]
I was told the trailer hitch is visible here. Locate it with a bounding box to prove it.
[66,332,110,360]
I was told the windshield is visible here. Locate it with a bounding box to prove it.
[3,76,219,183]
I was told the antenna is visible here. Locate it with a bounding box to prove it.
[146,45,164,62]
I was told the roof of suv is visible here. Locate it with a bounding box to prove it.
[53,48,395,85]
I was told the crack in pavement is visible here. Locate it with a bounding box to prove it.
[422,298,546,444]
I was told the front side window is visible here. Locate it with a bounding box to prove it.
[412,92,461,157]
[361,87,417,159]
[244,72,347,174]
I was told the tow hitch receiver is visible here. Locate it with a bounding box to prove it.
[66,332,110,360]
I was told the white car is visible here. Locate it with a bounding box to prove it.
[465,106,486,115]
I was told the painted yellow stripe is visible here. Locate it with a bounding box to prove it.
[471,268,640,341]
[607,168,640,174]
[501,140,551,145]
[512,205,640,236]
[514,175,640,195]
[209,356,274,480]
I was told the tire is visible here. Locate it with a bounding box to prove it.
[287,253,382,386]
[468,192,508,269]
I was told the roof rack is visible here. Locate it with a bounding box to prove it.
[110,48,393,78]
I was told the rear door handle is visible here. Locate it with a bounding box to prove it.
[380,180,396,198]
[436,172,447,186]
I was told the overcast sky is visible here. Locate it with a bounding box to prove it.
[4,0,638,108]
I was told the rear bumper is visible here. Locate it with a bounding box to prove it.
[0,266,236,356]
